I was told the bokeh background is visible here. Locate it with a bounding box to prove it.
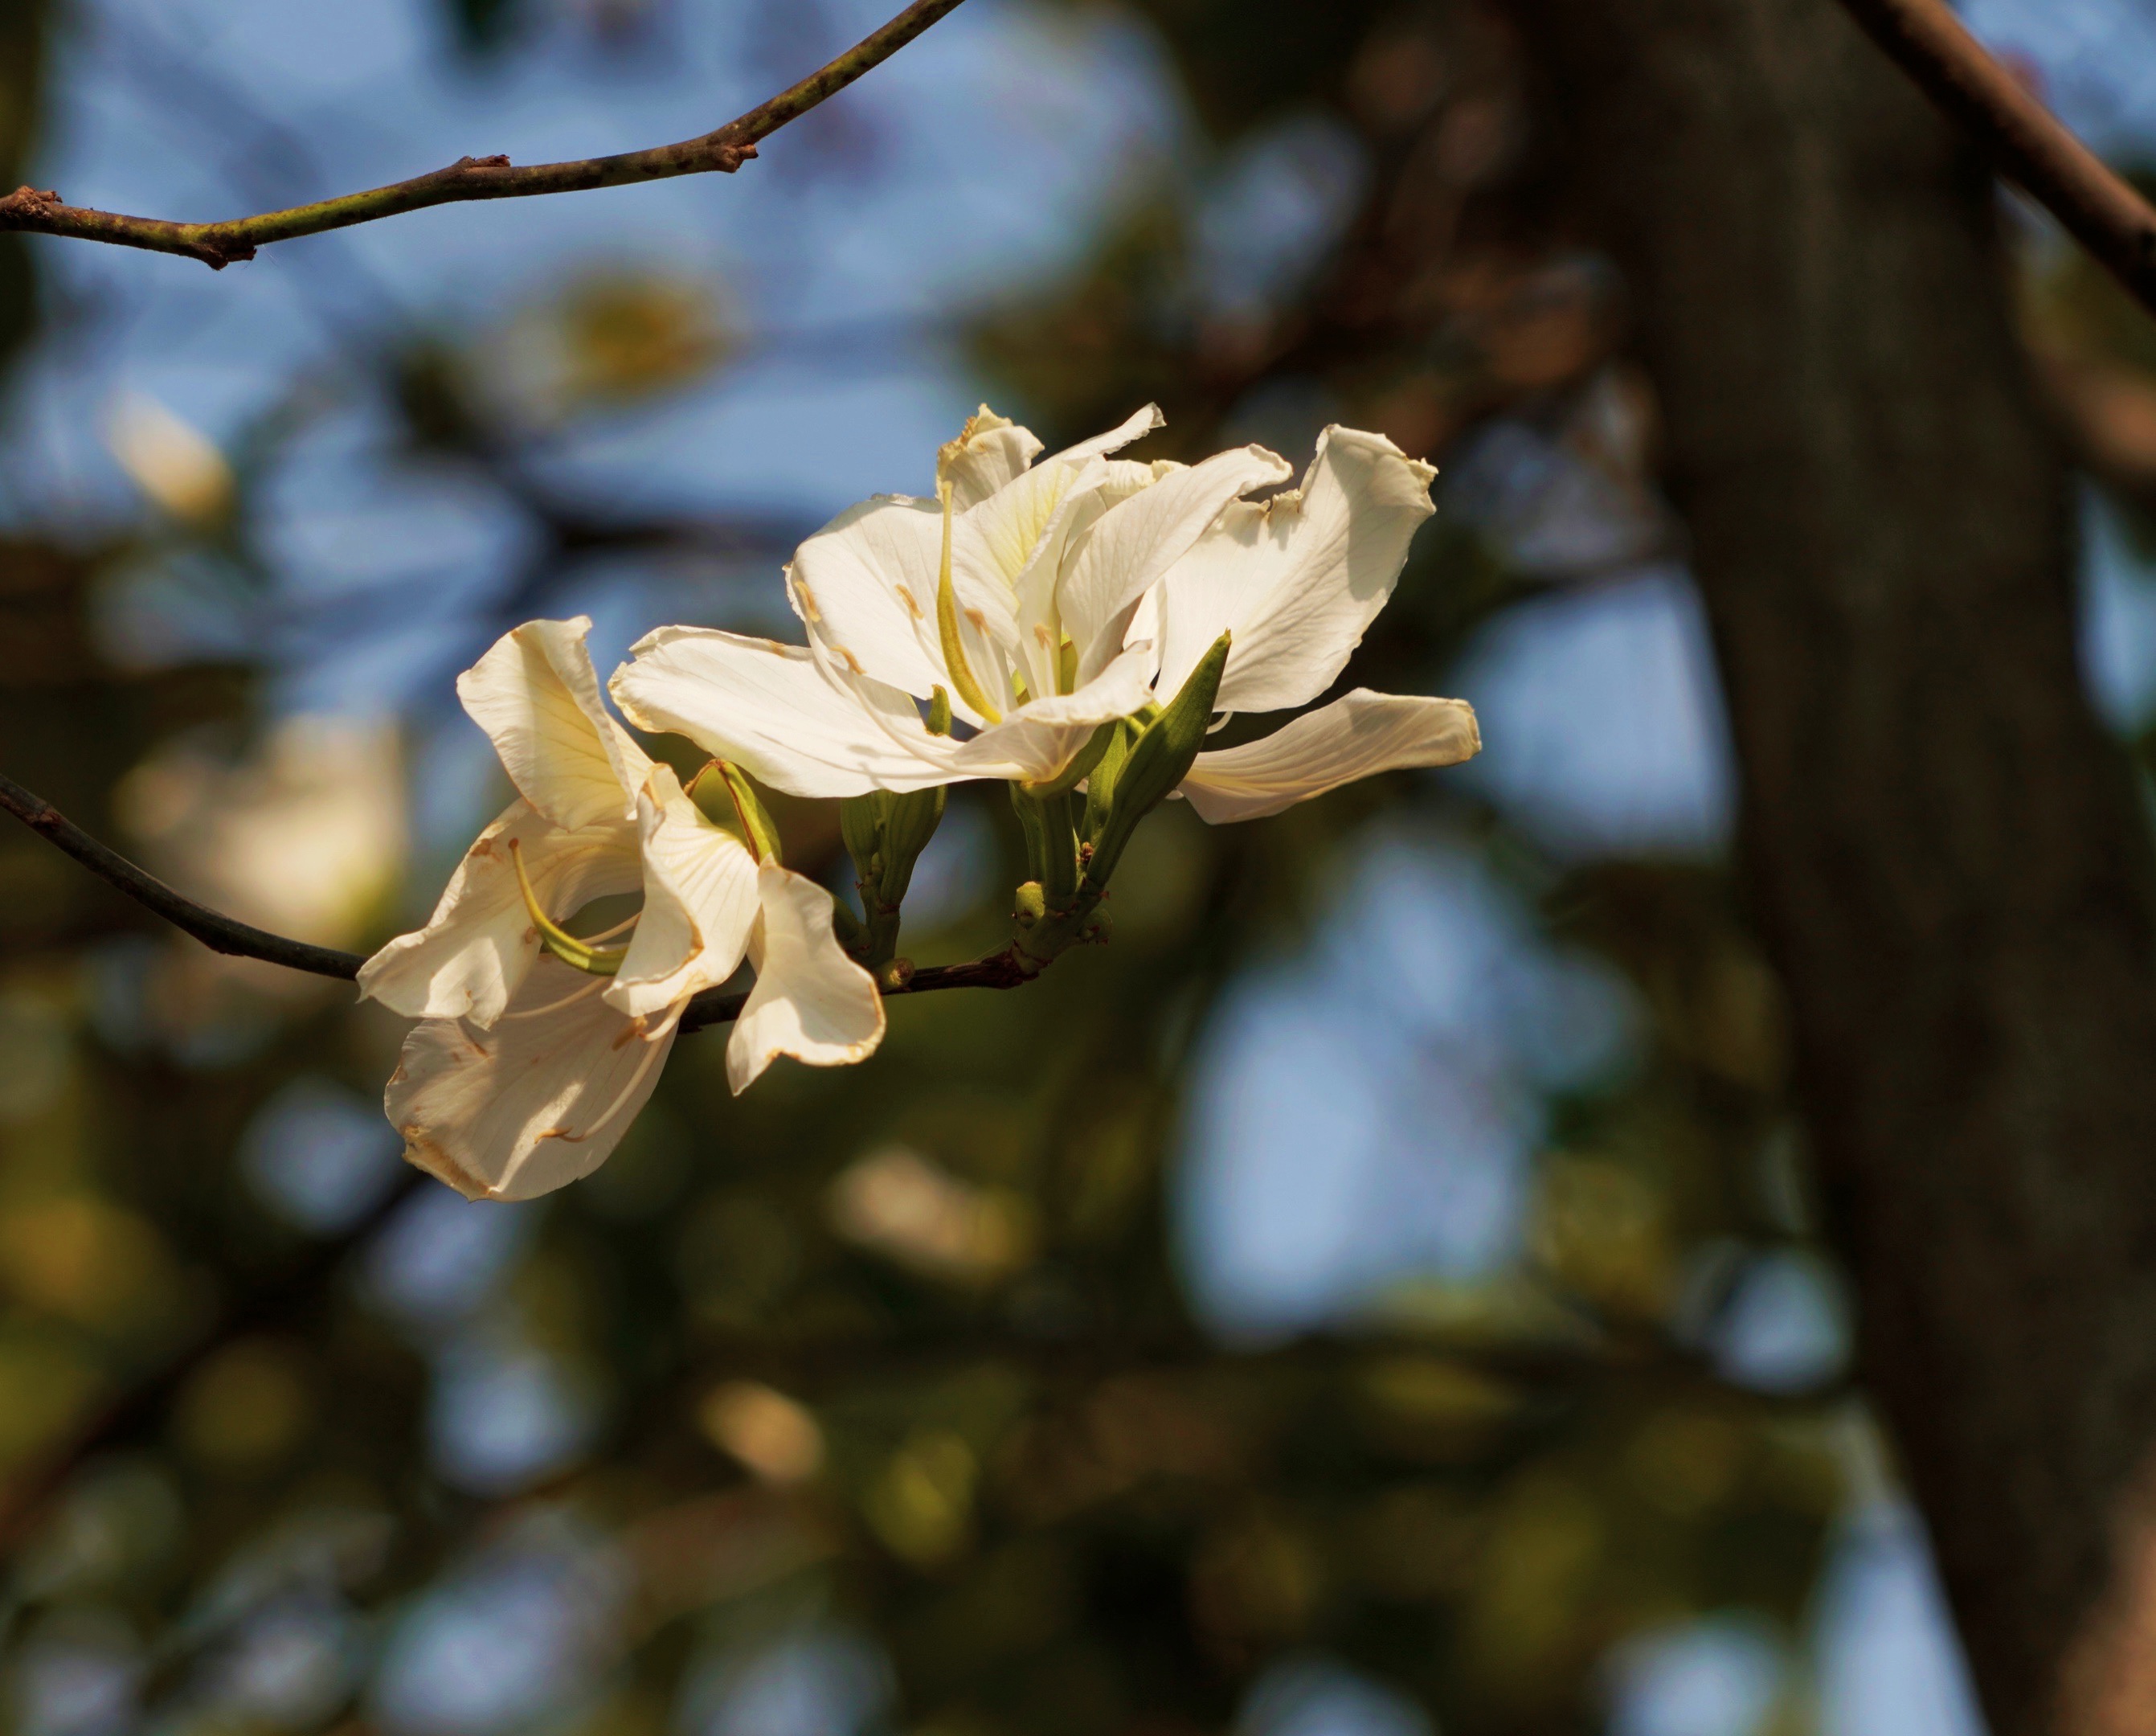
[3,0,2151,1730]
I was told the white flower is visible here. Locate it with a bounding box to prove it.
[610,407,1480,819]
[357,618,883,1202]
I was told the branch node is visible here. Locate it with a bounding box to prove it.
[0,185,61,219]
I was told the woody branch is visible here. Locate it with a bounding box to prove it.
[0,0,968,269]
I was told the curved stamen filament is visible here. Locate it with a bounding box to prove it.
[934,479,1003,726]
[509,839,632,977]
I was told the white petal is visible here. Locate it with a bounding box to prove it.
[726,864,886,1093]
[1041,403,1165,468]
[1155,427,1436,714]
[1178,690,1481,823]
[947,403,1163,684]
[1098,457,1180,505]
[611,626,940,798]
[943,406,1044,510]
[788,495,951,698]
[943,642,1157,784]
[388,960,680,1202]
[955,455,1107,701]
[958,452,1094,596]
[457,617,649,830]
[357,800,640,1026]
[605,764,761,1020]
[1060,443,1291,682]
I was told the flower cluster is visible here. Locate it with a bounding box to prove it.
[361,407,1481,1200]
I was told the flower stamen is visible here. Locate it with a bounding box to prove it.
[934,479,1003,726]
[509,838,631,976]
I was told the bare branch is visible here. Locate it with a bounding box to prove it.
[2,770,1033,1025]
[0,772,369,980]
[0,0,969,269]
[1832,0,2156,316]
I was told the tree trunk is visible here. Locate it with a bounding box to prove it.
[1508,2,2156,1730]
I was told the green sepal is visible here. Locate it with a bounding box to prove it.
[1082,631,1229,891]
[1021,719,1118,802]
[1081,716,1140,849]
[688,760,784,864]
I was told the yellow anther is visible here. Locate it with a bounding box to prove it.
[510,838,629,976]
[935,479,1003,725]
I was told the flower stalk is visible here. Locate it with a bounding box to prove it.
[841,784,948,972]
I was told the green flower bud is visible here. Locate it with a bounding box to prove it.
[1082,631,1229,891]
[839,784,948,967]
[1022,718,1118,802]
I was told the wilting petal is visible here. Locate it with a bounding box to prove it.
[942,406,1044,510]
[1155,427,1437,714]
[607,764,762,1020]
[788,495,951,698]
[726,864,886,1093]
[1060,444,1292,682]
[1178,690,1480,823]
[612,626,941,798]
[388,960,680,1202]
[357,800,640,1026]
[457,617,648,830]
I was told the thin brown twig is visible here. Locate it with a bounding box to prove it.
[0,772,370,980]
[1831,0,2156,315]
[1,771,1034,1026]
[0,0,969,269]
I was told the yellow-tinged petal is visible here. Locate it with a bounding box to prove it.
[788,495,951,698]
[606,765,762,1020]
[458,617,650,830]
[726,864,886,1094]
[1154,427,1437,715]
[1058,442,1291,684]
[357,799,640,1026]
[388,959,680,1202]
[1178,690,1480,823]
[612,626,943,797]
[938,405,1044,510]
